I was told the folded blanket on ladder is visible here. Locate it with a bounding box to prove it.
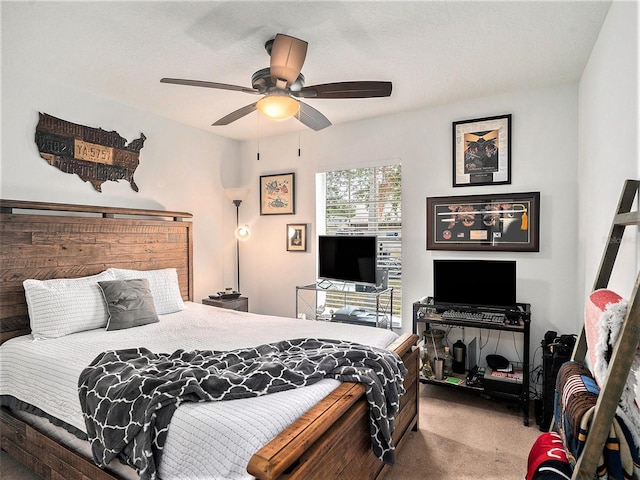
[78,338,407,480]
[555,361,636,479]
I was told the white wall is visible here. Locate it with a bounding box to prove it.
[237,83,580,362]
[0,73,241,303]
[1,0,636,370]
[578,0,639,301]
[235,1,638,366]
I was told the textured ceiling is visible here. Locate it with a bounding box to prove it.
[3,1,611,141]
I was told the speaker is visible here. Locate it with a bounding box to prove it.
[537,331,575,431]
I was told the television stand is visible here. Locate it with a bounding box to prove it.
[296,282,394,329]
[413,297,531,426]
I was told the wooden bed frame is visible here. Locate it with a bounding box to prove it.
[0,199,419,480]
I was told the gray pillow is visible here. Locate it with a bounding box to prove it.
[98,278,159,331]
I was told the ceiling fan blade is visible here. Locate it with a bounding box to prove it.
[161,78,259,94]
[212,102,258,126]
[297,102,332,131]
[270,34,308,87]
[294,81,392,99]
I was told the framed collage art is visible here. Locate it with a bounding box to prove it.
[260,172,295,215]
[426,191,539,252]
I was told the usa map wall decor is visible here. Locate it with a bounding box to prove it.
[34,113,146,192]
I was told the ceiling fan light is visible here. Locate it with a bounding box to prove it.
[256,95,300,121]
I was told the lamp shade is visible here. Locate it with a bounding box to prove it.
[224,187,250,202]
[256,95,300,121]
[235,225,251,241]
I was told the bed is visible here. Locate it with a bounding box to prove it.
[0,199,419,480]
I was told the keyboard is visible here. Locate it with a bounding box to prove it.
[440,309,506,324]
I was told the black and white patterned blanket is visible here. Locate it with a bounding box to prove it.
[78,338,407,480]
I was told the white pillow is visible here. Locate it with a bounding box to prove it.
[24,270,116,340]
[106,268,185,314]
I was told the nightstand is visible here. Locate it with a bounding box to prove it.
[202,296,249,312]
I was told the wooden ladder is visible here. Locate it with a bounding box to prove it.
[570,179,640,479]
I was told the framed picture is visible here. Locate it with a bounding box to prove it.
[260,172,295,215]
[286,223,307,252]
[453,114,511,187]
[426,191,540,252]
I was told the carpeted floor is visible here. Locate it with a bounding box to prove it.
[386,383,540,480]
[0,383,541,479]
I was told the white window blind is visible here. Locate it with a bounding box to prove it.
[317,164,402,317]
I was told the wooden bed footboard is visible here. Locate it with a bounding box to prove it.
[248,332,420,480]
[1,407,121,480]
[1,333,419,480]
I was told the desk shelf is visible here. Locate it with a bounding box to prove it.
[413,298,531,426]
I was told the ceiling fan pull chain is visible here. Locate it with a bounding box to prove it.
[256,113,260,161]
[298,110,301,157]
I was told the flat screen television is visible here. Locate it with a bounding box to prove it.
[318,235,378,285]
[433,259,517,310]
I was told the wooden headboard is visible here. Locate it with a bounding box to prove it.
[0,199,193,343]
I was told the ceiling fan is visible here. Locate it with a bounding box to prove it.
[160,33,392,131]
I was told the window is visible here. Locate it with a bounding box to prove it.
[316,164,402,319]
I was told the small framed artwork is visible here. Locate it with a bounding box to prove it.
[260,172,295,215]
[426,191,540,252]
[453,114,511,187]
[286,223,307,251]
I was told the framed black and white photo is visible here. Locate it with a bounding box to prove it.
[426,191,539,252]
[286,223,307,251]
[453,114,511,187]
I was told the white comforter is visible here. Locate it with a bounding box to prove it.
[0,302,398,479]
